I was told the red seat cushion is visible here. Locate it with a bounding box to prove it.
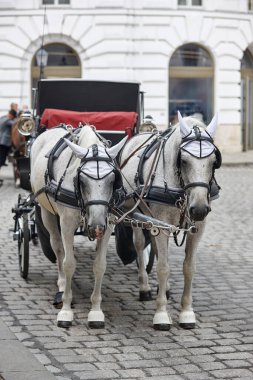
[40,109,138,138]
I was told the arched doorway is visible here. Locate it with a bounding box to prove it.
[241,48,253,151]
[169,43,214,124]
[31,42,81,90]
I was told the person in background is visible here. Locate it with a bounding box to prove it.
[139,115,158,132]
[10,102,19,113]
[11,110,29,187]
[0,109,17,185]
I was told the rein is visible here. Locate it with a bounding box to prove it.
[115,128,176,225]
[115,135,165,224]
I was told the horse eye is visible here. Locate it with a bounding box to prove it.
[181,159,187,166]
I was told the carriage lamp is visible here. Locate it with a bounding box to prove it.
[17,112,35,136]
[36,47,48,78]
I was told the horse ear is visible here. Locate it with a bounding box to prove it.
[64,138,88,158]
[206,113,218,137]
[178,110,191,137]
[107,135,128,159]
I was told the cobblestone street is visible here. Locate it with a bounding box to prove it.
[0,164,253,380]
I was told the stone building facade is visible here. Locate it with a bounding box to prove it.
[0,0,253,153]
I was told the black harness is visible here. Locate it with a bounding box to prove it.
[176,125,222,193]
[73,144,125,214]
[133,126,221,206]
[44,127,125,214]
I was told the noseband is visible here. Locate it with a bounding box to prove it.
[177,126,222,194]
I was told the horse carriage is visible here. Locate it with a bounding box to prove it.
[12,78,222,331]
[12,79,155,278]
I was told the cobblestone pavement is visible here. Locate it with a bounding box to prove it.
[0,164,253,380]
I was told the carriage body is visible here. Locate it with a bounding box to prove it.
[36,79,142,142]
[16,79,142,189]
[13,79,144,278]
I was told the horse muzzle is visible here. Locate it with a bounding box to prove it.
[189,205,211,222]
[87,224,106,240]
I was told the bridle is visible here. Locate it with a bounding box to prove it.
[176,125,222,194]
[74,144,125,216]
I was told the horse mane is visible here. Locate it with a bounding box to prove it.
[181,116,207,130]
[78,125,101,148]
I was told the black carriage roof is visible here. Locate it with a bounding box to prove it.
[36,79,141,116]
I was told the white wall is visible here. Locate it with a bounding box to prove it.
[0,0,253,151]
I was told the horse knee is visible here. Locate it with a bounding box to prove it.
[63,257,76,275]
[157,267,169,280]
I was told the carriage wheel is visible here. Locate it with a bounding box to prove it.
[18,213,29,279]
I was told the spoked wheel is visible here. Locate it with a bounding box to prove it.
[18,213,29,279]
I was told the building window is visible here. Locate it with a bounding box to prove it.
[31,42,81,91]
[241,49,253,150]
[241,49,253,69]
[178,0,202,6]
[169,44,213,124]
[34,43,79,67]
[248,0,253,11]
[42,0,70,5]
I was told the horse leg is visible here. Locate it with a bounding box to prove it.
[179,222,205,329]
[40,208,65,308]
[56,215,77,328]
[88,228,112,328]
[153,234,172,330]
[133,229,152,301]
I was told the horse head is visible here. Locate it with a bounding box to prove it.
[65,136,127,240]
[177,111,221,222]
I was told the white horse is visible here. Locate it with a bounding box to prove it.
[30,125,127,328]
[118,111,221,330]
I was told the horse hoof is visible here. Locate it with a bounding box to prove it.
[154,323,171,331]
[179,311,196,329]
[57,320,72,329]
[88,321,105,329]
[57,309,73,329]
[179,322,195,329]
[153,311,172,330]
[88,310,105,329]
[53,291,63,309]
[139,290,152,301]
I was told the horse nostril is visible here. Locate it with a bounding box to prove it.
[95,225,105,239]
[88,225,106,240]
[189,205,210,221]
[189,206,195,218]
